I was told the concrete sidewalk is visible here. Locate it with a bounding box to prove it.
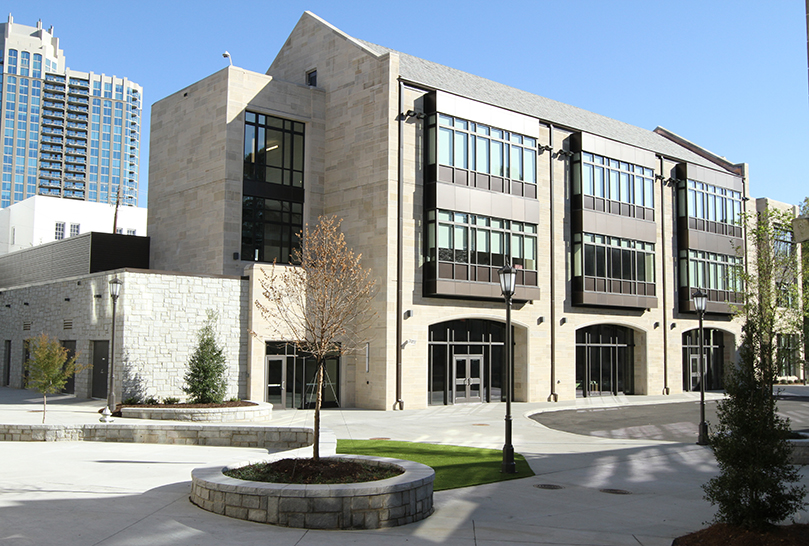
[1,387,807,545]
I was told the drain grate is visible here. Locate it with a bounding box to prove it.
[534,484,565,490]
[599,488,632,495]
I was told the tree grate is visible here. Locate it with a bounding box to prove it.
[534,484,565,490]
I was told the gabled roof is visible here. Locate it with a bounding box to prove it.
[353,37,737,174]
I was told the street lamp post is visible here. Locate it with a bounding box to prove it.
[693,288,709,446]
[498,264,517,474]
[107,277,123,415]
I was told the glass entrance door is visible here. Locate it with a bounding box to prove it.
[690,354,701,391]
[453,356,482,403]
[575,325,634,397]
[266,356,286,407]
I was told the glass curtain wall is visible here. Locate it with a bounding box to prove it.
[428,319,506,405]
[265,343,340,409]
[575,325,635,397]
[681,329,724,391]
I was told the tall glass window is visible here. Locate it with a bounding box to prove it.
[577,152,654,209]
[243,111,304,188]
[678,249,742,293]
[436,114,536,185]
[7,50,17,74]
[683,180,742,226]
[241,196,303,264]
[426,209,537,272]
[573,233,655,284]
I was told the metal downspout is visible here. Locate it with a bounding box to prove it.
[395,79,405,410]
[659,156,670,395]
[548,125,558,402]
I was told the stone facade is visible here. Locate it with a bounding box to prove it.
[140,12,755,410]
[5,12,779,410]
[0,268,249,402]
[0,422,312,448]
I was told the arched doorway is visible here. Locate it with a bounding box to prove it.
[576,325,635,397]
[682,329,724,391]
[428,319,507,405]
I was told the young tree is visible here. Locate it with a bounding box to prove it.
[256,215,376,460]
[183,310,228,404]
[703,205,807,529]
[24,333,83,423]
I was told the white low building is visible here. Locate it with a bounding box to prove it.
[0,195,147,255]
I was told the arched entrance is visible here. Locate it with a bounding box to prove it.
[682,329,724,391]
[428,319,507,405]
[576,325,635,397]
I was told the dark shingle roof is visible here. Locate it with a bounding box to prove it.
[357,39,730,172]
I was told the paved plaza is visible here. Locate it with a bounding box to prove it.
[2,386,808,545]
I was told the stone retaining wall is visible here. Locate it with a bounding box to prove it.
[0,423,311,450]
[120,401,271,422]
[190,455,434,529]
[789,438,809,465]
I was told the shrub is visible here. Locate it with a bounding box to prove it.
[183,310,228,404]
[162,396,180,405]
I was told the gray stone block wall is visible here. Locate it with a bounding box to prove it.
[0,269,249,401]
[190,455,435,529]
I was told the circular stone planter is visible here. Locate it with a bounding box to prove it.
[121,401,271,422]
[788,435,809,465]
[190,455,435,529]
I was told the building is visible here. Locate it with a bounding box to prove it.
[754,197,806,382]
[1,15,142,209]
[0,194,147,255]
[3,12,801,410]
[144,11,757,410]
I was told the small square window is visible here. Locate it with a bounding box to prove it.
[55,221,65,240]
[306,70,317,87]
[69,223,80,237]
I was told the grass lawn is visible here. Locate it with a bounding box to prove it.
[336,439,535,491]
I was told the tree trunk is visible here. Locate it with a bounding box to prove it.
[313,358,324,461]
[42,393,46,424]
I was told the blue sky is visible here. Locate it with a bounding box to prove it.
[11,1,808,207]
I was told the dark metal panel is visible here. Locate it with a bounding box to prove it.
[578,209,657,243]
[0,233,151,289]
[89,233,150,273]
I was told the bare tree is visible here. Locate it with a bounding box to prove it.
[255,215,376,460]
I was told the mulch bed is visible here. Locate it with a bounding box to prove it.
[224,458,403,485]
[103,400,257,417]
[121,401,257,409]
[672,523,809,545]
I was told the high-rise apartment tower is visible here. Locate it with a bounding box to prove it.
[0,15,142,209]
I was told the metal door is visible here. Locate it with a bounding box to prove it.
[91,341,109,399]
[266,356,286,407]
[2,340,10,386]
[690,354,701,391]
[453,356,482,403]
